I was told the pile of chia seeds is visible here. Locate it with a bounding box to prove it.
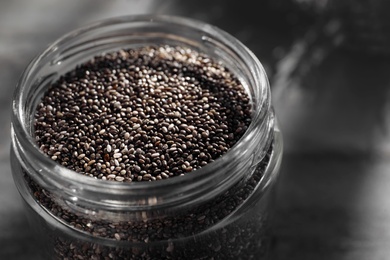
[34,45,251,182]
[28,45,272,259]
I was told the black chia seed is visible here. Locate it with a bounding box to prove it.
[26,45,273,259]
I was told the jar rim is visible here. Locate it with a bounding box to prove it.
[12,14,273,209]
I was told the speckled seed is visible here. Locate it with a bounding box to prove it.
[113,153,122,158]
[115,176,124,182]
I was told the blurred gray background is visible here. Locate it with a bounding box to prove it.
[2,0,390,259]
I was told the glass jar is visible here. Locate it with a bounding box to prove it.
[11,15,283,259]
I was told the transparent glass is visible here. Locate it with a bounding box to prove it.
[11,15,283,259]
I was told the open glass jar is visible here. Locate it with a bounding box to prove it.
[11,15,282,259]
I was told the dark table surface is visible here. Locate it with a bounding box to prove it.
[2,1,390,259]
